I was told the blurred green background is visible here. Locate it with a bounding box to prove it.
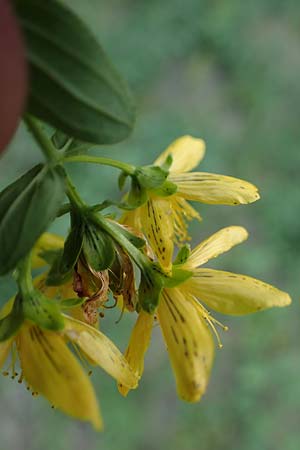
[1,0,300,449]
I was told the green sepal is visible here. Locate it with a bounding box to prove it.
[127,177,148,208]
[46,249,72,286]
[22,290,64,331]
[47,210,84,286]
[82,222,115,271]
[138,264,165,314]
[0,164,66,275]
[60,215,84,275]
[15,0,135,144]
[107,220,145,249]
[0,296,24,342]
[160,154,173,171]
[152,180,177,197]
[173,244,191,265]
[118,171,128,191]
[163,267,193,288]
[135,165,168,190]
[60,297,87,310]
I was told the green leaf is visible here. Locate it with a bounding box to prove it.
[22,290,64,331]
[14,0,135,144]
[135,165,168,190]
[0,164,66,275]
[82,222,115,271]
[0,296,24,342]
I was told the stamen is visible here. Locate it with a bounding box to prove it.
[171,197,201,244]
[196,301,229,349]
[11,344,17,377]
[115,300,125,324]
[103,297,118,309]
[17,372,24,384]
[2,343,21,380]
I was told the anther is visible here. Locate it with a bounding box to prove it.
[18,372,24,384]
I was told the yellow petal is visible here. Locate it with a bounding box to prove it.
[182,226,248,270]
[32,233,64,269]
[118,310,154,396]
[18,324,102,430]
[170,172,260,204]
[154,136,205,174]
[140,197,174,272]
[0,338,13,368]
[184,269,291,315]
[64,316,138,389]
[120,209,142,231]
[158,288,214,402]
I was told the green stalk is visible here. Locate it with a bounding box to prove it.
[24,115,60,163]
[64,154,136,175]
[65,173,87,209]
[16,253,35,295]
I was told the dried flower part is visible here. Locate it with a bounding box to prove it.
[109,246,137,312]
[73,260,109,326]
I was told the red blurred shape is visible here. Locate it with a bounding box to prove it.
[0,0,27,154]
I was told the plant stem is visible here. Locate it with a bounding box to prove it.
[65,173,87,209]
[16,253,34,295]
[24,115,60,163]
[64,154,136,175]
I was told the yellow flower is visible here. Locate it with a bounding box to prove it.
[0,299,138,430]
[122,136,260,272]
[119,226,291,401]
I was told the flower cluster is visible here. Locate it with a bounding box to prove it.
[0,136,291,429]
